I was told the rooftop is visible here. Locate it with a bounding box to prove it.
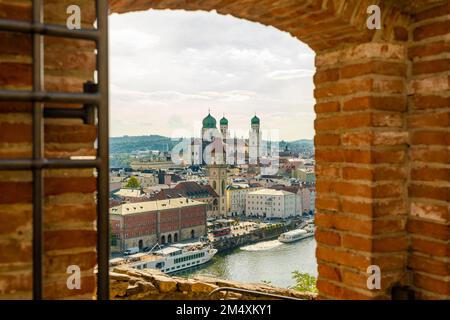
[110,197,205,215]
[248,188,295,196]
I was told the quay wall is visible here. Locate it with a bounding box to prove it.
[212,223,297,252]
[110,267,317,300]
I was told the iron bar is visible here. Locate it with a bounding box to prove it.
[0,0,109,301]
[32,0,44,301]
[0,159,101,170]
[96,0,110,301]
[0,90,101,104]
[0,19,100,41]
[208,287,304,301]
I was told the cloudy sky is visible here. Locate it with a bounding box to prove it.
[110,10,316,141]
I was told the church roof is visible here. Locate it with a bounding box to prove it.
[202,113,217,128]
[251,115,260,125]
[220,116,228,125]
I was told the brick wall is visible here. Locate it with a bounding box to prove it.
[407,2,450,299]
[0,0,448,300]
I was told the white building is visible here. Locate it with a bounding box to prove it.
[246,188,296,219]
[225,184,261,217]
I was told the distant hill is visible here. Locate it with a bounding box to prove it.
[110,135,313,154]
[110,135,181,154]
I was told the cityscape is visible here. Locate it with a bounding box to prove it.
[108,111,317,288]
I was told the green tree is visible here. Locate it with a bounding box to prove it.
[125,176,140,189]
[290,271,318,293]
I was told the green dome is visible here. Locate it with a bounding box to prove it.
[251,115,260,125]
[220,116,228,126]
[202,113,217,129]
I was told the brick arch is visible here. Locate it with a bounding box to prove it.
[110,0,408,52]
[107,0,413,300]
[1,0,448,300]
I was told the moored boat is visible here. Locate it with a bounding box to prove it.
[110,242,218,274]
[278,228,314,243]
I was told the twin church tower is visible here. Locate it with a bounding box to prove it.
[201,111,262,216]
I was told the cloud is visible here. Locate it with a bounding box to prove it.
[267,69,315,80]
[110,10,316,140]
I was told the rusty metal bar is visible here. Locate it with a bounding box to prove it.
[32,0,44,300]
[0,159,101,170]
[0,90,101,103]
[96,0,110,301]
[0,18,100,41]
[208,287,304,300]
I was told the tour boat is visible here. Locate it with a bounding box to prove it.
[109,242,218,274]
[278,228,315,243]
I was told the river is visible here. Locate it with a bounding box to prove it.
[175,237,317,289]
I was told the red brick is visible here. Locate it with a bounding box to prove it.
[408,219,449,242]
[44,177,97,196]
[413,59,450,75]
[0,63,31,88]
[408,111,450,128]
[315,196,340,212]
[413,95,450,110]
[410,146,449,164]
[408,41,450,59]
[45,124,97,143]
[340,62,406,79]
[315,228,341,246]
[343,96,406,112]
[411,167,450,182]
[0,123,32,143]
[44,251,97,275]
[314,101,340,113]
[409,254,449,277]
[314,68,339,84]
[316,279,377,300]
[413,273,450,296]
[414,20,450,41]
[315,134,340,146]
[409,184,450,202]
[44,230,97,251]
[411,237,448,257]
[318,264,341,282]
[411,131,449,146]
[0,182,32,204]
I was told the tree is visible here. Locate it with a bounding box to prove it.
[290,271,318,293]
[125,176,140,189]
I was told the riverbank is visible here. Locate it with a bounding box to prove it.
[211,219,302,252]
[175,237,317,289]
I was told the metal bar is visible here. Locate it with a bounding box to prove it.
[0,90,101,104]
[208,287,304,301]
[96,0,110,300]
[32,0,44,301]
[0,159,101,170]
[0,19,100,41]
[44,107,93,123]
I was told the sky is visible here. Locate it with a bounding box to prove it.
[110,9,316,141]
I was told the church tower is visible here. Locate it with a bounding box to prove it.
[219,115,228,139]
[249,115,261,164]
[207,164,227,217]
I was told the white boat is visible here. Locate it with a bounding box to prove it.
[278,228,314,243]
[110,242,218,274]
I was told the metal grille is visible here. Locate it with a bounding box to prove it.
[0,0,109,300]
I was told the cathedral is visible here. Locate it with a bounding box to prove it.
[199,111,262,166]
[200,111,262,217]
